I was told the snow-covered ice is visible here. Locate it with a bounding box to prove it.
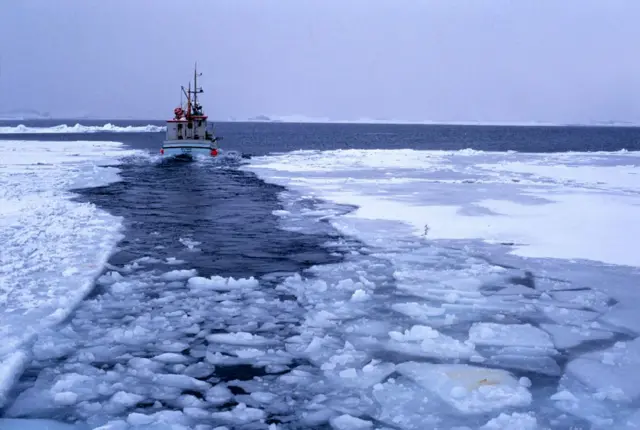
[246,148,640,266]
[0,140,140,406]
[241,148,640,428]
[0,123,164,134]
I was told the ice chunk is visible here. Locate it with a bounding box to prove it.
[166,257,187,265]
[54,391,78,405]
[537,304,599,326]
[479,412,537,429]
[97,271,124,286]
[207,332,274,346]
[110,391,145,407]
[153,353,190,364]
[0,351,29,407]
[153,374,210,392]
[469,322,555,349]
[179,237,201,250]
[126,412,155,426]
[387,325,476,359]
[326,360,396,389]
[396,362,532,413]
[160,269,198,281]
[350,289,370,301]
[550,390,579,403]
[184,407,211,419]
[330,414,373,429]
[371,377,438,429]
[183,362,215,379]
[599,305,640,334]
[205,384,233,406]
[128,357,164,372]
[564,338,640,403]
[541,323,614,349]
[156,340,190,353]
[187,275,259,291]
[210,403,265,424]
[392,302,446,319]
[250,391,277,403]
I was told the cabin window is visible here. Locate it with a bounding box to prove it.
[198,120,202,127]
[187,122,193,129]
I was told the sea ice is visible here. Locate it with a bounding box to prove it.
[7,145,640,428]
[0,139,140,407]
[396,362,532,414]
[244,148,640,266]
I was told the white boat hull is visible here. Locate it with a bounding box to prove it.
[161,140,218,158]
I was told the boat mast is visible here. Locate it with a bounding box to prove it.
[192,62,203,114]
[193,63,198,109]
[187,82,192,116]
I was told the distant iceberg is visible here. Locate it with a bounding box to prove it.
[0,123,165,134]
[246,115,273,122]
[0,109,51,120]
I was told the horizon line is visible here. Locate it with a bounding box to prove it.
[2,117,640,128]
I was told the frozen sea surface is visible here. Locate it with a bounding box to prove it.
[2,123,640,429]
[0,140,141,408]
[243,147,640,429]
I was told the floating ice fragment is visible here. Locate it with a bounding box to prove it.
[160,269,198,281]
[53,391,78,405]
[469,322,554,349]
[153,353,189,364]
[396,362,532,414]
[207,331,273,346]
[480,412,537,430]
[330,414,373,429]
[126,412,154,426]
[210,402,266,423]
[153,374,210,392]
[551,390,578,402]
[205,384,233,406]
[187,275,259,291]
[387,325,476,359]
[350,289,370,301]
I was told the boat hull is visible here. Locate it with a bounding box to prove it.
[161,140,218,158]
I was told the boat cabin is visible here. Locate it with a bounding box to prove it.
[166,117,209,141]
[166,103,216,141]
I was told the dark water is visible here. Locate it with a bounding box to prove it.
[76,157,342,282]
[2,119,640,154]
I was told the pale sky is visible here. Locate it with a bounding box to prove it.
[1,0,639,123]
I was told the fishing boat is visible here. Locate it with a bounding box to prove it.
[161,64,222,158]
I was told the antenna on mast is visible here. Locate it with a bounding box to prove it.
[192,62,203,114]
[187,82,192,116]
